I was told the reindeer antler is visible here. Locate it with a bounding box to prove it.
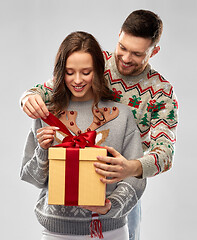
[58,110,82,135]
[56,106,119,137]
[87,106,119,132]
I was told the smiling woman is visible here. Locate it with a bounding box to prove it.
[20,31,145,240]
[50,31,114,116]
[65,51,94,102]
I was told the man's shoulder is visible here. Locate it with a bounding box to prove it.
[103,51,113,61]
[147,66,171,85]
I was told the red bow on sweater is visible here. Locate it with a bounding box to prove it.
[59,131,97,148]
[42,112,97,148]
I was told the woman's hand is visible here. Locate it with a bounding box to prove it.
[22,94,49,119]
[36,126,59,149]
[94,146,143,184]
[80,199,111,215]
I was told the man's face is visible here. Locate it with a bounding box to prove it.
[115,31,156,76]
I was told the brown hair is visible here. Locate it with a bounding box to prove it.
[121,10,163,45]
[50,31,113,116]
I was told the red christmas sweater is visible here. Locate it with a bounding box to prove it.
[23,51,178,178]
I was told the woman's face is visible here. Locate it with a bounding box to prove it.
[65,51,94,102]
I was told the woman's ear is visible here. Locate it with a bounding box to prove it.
[150,46,160,58]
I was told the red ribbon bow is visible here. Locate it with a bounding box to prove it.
[58,131,97,148]
[42,112,97,148]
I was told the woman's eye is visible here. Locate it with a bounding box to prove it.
[83,72,91,76]
[66,71,73,75]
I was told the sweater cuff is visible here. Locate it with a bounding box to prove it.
[35,146,48,164]
[138,154,160,178]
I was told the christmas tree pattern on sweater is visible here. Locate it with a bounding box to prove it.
[104,51,178,178]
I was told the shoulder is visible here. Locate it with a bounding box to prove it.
[147,66,173,87]
[145,65,176,97]
[103,51,113,61]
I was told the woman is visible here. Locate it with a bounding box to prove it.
[20,31,146,240]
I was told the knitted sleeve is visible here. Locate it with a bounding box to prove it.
[20,79,54,104]
[102,114,146,219]
[20,119,49,188]
[138,89,178,178]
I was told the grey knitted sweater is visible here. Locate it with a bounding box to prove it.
[21,100,146,235]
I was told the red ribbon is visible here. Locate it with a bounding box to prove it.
[42,112,97,206]
[57,131,97,148]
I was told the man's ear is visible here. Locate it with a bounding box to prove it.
[150,46,160,58]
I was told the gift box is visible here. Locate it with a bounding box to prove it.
[48,147,107,206]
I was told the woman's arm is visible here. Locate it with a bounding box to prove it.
[20,119,58,188]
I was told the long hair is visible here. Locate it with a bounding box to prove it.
[50,31,113,116]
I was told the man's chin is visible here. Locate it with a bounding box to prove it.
[118,65,134,76]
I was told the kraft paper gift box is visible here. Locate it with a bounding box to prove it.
[48,147,107,206]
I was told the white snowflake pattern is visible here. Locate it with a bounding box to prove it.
[70,206,87,217]
[143,80,149,86]
[117,186,129,197]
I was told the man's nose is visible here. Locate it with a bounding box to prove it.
[122,53,132,63]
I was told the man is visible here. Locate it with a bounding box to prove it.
[21,10,178,240]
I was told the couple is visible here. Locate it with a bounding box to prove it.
[20,10,178,240]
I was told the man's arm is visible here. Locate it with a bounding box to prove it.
[20,79,54,119]
[138,91,178,178]
[95,90,178,180]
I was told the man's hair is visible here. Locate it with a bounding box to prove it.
[121,10,163,45]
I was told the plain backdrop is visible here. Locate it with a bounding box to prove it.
[1,0,197,239]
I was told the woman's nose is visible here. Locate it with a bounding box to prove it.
[74,73,83,84]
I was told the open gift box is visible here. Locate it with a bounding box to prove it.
[48,147,107,206]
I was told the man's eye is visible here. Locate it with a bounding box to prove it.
[120,45,126,51]
[134,53,143,57]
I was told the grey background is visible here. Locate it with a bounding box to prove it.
[1,0,196,239]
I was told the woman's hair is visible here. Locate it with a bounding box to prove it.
[121,10,163,46]
[50,31,113,116]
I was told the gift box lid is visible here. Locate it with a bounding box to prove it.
[48,147,107,161]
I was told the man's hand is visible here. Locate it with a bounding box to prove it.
[37,126,59,149]
[22,94,49,119]
[80,199,111,215]
[94,146,143,184]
